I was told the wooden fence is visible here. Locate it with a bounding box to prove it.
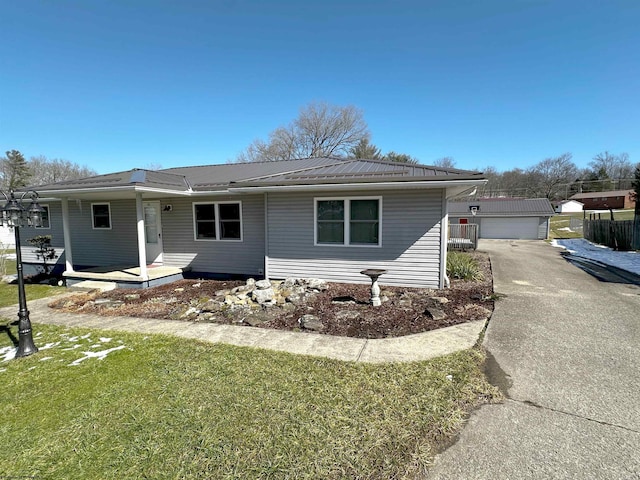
[583,219,638,250]
[448,223,478,250]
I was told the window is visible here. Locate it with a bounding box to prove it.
[35,204,50,229]
[92,203,111,229]
[193,202,242,241]
[315,197,381,246]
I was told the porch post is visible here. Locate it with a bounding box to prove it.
[135,193,148,281]
[61,197,74,273]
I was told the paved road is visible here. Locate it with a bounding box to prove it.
[428,240,640,479]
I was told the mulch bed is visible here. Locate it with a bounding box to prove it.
[50,252,494,339]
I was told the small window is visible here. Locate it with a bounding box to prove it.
[193,202,242,241]
[92,203,111,229]
[35,205,50,229]
[315,197,381,247]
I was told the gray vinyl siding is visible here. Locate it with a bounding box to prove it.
[266,189,444,288]
[19,201,66,267]
[68,199,139,266]
[161,194,265,276]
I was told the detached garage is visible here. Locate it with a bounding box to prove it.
[448,198,555,240]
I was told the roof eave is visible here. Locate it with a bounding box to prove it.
[35,185,192,198]
[228,178,487,194]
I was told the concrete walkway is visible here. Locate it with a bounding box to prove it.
[0,294,486,364]
[427,240,640,479]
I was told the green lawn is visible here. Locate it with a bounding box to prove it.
[0,258,61,307]
[550,209,637,240]
[549,214,584,239]
[0,324,500,479]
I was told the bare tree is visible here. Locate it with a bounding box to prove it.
[28,155,97,186]
[588,151,634,181]
[236,102,369,162]
[528,153,578,199]
[349,138,382,159]
[433,156,456,169]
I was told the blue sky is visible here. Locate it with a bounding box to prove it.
[1,0,638,175]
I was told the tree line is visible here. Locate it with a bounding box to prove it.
[0,150,97,191]
[4,102,637,203]
[233,101,637,201]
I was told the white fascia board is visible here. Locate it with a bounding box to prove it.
[35,185,192,198]
[228,179,486,194]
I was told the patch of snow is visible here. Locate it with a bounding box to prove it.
[35,332,43,337]
[62,344,82,351]
[0,368,6,373]
[1,346,17,362]
[39,342,60,350]
[556,238,640,276]
[557,227,573,232]
[28,366,36,370]
[39,357,54,361]
[68,345,126,366]
[99,337,112,343]
[80,333,92,339]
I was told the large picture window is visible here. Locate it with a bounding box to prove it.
[193,202,242,241]
[92,203,111,229]
[315,197,381,246]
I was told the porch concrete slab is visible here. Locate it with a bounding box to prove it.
[69,280,118,292]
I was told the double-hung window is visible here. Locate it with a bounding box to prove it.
[315,197,381,246]
[35,205,50,229]
[92,203,111,229]
[193,201,242,241]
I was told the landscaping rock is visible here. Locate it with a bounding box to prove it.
[286,293,305,305]
[425,307,447,321]
[255,279,272,290]
[252,287,275,305]
[246,278,256,287]
[305,278,328,291]
[298,314,323,331]
[431,296,449,304]
[124,294,140,301]
[283,277,296,288]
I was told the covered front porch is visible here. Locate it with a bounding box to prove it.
[51,183,192,289]
[64,264,191,289]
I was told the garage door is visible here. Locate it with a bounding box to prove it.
[480,217,539,239]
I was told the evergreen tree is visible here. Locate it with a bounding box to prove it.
[1,150,32,190]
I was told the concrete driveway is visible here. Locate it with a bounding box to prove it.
[427,240,640,479]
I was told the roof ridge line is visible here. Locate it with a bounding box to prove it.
[232,158,354,183]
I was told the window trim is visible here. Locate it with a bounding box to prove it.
[192,201,243,242]
[35,204,51,229]
[91,202,112,230]
[314,196,382,248]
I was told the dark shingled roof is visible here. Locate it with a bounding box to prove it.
[33,157,485,194]
[448,198,555,217]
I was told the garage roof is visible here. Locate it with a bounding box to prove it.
[448,198,555,217]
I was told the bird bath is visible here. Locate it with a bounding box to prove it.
[360,269,388,307]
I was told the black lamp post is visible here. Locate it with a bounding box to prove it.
[0,190,45,358]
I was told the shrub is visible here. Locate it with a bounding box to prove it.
[447,252,483,281]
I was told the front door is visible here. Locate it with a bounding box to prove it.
[144,201,163,264]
